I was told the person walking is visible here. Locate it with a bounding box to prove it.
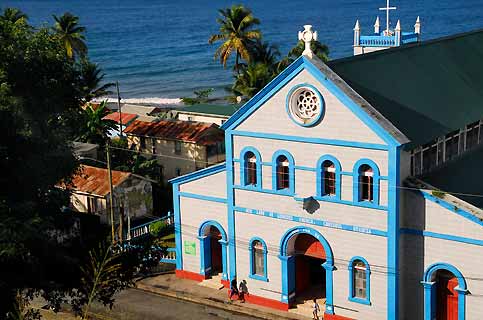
[229,278,239,300]
[239,280,249,303]
[312,298,320,320]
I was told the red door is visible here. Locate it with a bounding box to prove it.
[437,276,458,320]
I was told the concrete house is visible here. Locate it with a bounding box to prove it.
[124,120,225,183]
[171,27,483,320]
[64,165,153,224]
[176,104,241,126]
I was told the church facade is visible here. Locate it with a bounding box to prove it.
[171,27,483,320]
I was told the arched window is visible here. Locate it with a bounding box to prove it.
[276,155,290,190]
[322,160,336,196]
[244,151,258,186]
[348,257,371,305]
[359,164,374,201]
[249,238,268,281]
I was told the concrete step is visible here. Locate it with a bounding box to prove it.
[197,274,225,290]
[288,299,326,319]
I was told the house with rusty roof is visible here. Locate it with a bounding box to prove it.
[124,120,225,183]
[62,165,154,225]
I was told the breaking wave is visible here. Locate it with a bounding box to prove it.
[100,97,182,106]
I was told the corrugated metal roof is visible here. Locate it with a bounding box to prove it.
[69,165,131,196]
[177,104,241,116]
[124,120,224,145]
[329,29,483,150]
[103,112,138,125]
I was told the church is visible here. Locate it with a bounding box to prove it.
[170,13,483,320]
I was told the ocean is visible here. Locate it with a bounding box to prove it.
[1,0,483,102]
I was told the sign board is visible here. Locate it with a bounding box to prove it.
[184,241,196,255]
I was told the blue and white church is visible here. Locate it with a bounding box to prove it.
[171,19,483,320]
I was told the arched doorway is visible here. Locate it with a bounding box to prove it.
[422,263,467,320]
[198,221,228,281]
[280,227,334,316]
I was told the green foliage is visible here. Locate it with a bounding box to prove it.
[208,5,261,71]
[149,220,168,236]
[0,8,136,318]
[79,59,115,102]
[231,62,276,102]
[79,100,118,146]
[181,88,214,105]
[52,12,87,59]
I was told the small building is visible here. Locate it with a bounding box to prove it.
[176,104,241,126]
[72,142,99,160]
[124,120,225,183]
[102,111,138,137]
[63,165,154,225]
[171,26,483,320]
[353,0,421,55]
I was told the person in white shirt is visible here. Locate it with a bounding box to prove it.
[312,298,320,320]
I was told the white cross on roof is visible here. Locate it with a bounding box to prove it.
[379,0,397,35]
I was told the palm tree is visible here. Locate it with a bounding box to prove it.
[249,40,280,68]
[53,12,87,59]
[1,8,28,24]
[278,40,330,72]
[231,62,275,101]
[208,5,261,72]
[80,100,118,145]
[80,59,115,102]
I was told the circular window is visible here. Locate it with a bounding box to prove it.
[287,85,324,126]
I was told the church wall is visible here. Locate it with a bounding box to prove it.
[233,69,386,146]
[179,197,228,274]
[234,212,389,320]
[179,170,226,199]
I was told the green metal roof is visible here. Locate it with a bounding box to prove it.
[421,146,483,209]
[329,29,483,150]
[178,104,241,117]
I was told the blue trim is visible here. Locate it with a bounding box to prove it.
[239,146,262,189]
[419,190,483,228]
[301,56,400,146]
[271,150,295,194]
[248,237,268,282]
[422,263,467,320]
[401,228,483,247]
[285,83,325,127]
[225,131,237,281]
[316,155,342,200]
[221,56,305,130]
[348,256,371,305]
[198,220,228,280]
[353,158,381,205]
[231,130,388,150]
[279,226,334,314]
[222,56,401,147]
[387,145,400,320]
[172,183,183,270]
[234,206,388,237]
[169,163,226,184]
[179,192,227,204]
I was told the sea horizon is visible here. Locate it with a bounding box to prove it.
[2,0,483,103]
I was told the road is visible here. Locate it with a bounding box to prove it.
[89,288,261,320]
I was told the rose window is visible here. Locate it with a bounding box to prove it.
[288,87,323,126]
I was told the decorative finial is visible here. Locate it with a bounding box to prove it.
[374,17,380,34]
[298,25,318,58]
[395,20,401,31]
[354,20,360,30]
[414,16,421,34]
[379,0,397,35]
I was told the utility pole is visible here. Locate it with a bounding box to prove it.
[106,142,116,243]
[116,81,123,138]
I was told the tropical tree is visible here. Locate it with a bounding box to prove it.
[53,12,87,59]
[80,59,115,102]
[278,39,329,71]
[208,5,261,72]
[231,62,275,101]
[249,39,280,68]
[0,7,27,24]
[80,100,118,145]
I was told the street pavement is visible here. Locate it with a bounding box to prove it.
[89,288,261,320]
